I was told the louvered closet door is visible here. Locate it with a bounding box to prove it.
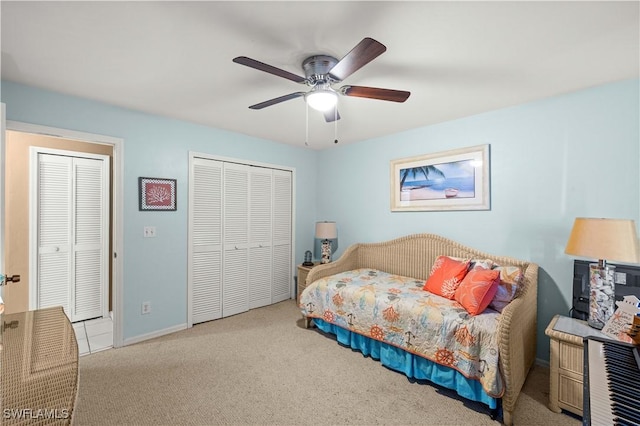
[72,157,108,321]
[223,163,249,317]
[272,169,292,303]
[37,154,72,314]
[190,158,223,324]
[249,167,272,309]
[37,153,108,322]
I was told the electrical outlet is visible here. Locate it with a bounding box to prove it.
[143,226,156,238]
[142,301,151,315]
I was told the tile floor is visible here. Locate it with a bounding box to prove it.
[72,315,113,356]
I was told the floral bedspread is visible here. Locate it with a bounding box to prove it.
[299,268,503,397]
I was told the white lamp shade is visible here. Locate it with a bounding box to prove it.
[315,221,337,239]
[565,218,640,263]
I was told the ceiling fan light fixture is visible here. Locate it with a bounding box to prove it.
[305,89,338,112]
[234,38,410,123]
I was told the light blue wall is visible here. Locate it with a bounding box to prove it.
[1,81,318,340]
[316,78,640,362]
[3,79,638,361]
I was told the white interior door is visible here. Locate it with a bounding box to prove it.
[222,162,249,317]
[35,153,72,314]
[1,103,5,312]
[188,154,295,326]
[189,158,223,324]
[72,156,109,320]
[33,150,109,322]
[272,169,292,303]
[249,167,273,309]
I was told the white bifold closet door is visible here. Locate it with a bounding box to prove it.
[248,167,273,309]
[190,158,223,324]
[272,169,292,303]
[35,152,109,322]
[222,162,250,317]
[189,157,292,325]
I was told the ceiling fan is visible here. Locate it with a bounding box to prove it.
[233,37,411,122]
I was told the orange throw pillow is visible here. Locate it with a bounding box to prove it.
[454,268,501,315]
[423,256,470,299]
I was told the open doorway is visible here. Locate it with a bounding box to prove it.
[3,122,124,350]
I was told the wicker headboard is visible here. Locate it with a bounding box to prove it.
[316,233,530,274]
[306,233,536,301]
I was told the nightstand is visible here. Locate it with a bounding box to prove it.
[297,263,318,302]
[545,315,605,417]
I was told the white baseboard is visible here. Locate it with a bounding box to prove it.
[123,323,187,346]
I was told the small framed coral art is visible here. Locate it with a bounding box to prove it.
[138,177,177,211]
[390,144,490,212]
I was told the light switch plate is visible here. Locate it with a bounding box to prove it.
[143,226,156,238]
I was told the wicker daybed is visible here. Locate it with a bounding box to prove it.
[300,234,538,426]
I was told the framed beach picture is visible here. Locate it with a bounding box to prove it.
[390,144,490,212]
[139,177,177,211]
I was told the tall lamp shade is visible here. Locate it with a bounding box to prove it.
[315,221,337,264]
[565,218,640,329]
[565,218,639,264]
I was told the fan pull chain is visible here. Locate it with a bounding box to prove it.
[305,100,309,147]
[334,105,338,144]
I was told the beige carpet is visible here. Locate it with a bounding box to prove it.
[75,300,580,425]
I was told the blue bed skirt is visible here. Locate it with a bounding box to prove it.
[313,318,498,409]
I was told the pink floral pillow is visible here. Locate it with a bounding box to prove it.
[423,256,470,299]
[488,266,525,312]
[455,267,501,315]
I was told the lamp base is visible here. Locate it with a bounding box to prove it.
[321,240,332,264]
[587,263,615,329]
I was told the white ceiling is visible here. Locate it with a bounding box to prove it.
[2,1,638,150]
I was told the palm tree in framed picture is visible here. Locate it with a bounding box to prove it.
[399,166,445,190]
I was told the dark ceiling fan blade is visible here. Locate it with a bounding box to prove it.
[233,56,307,84]
[328,37,387,81]
[341,85,410,103]
[323,107,341,122]
[248,92,305,110]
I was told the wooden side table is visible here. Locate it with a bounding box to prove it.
[545,314,603,417]
[297,263,318,302]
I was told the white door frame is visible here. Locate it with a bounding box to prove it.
[6,120,124,348]
[1,104,6,309]
[29,147,110,321]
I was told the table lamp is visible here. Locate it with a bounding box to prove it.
[315,221,337,264]
[565,218,640,329]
